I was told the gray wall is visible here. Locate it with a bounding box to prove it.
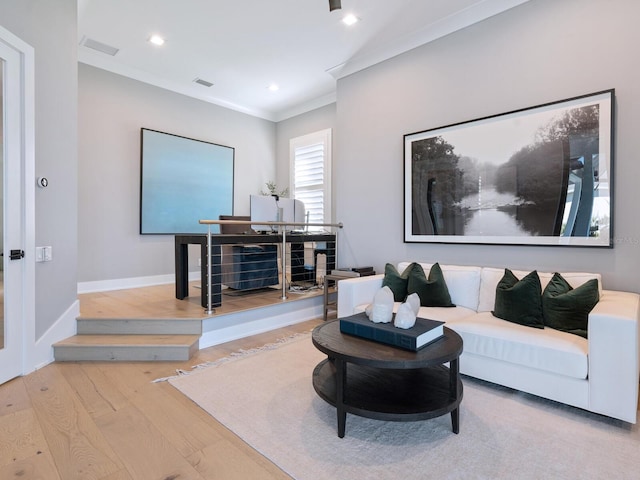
[0,0,79,338]
[5,0,636,340]
[335,0,640,292]
[78,65,276,282]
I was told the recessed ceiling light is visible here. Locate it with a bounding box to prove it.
[342,14,359,26]
[148,35,165,46]
[268,84,280,92]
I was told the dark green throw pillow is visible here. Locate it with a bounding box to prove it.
[542,273,599,338]
[492,269,544,328]
[381,263,418,302]
[406,263,455,307]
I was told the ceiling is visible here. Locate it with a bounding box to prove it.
[77,0,529,122]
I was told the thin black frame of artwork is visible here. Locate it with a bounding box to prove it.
[403,89,614,247]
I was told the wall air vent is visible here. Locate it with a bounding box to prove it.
[80,36,119,56]
[193,78,214,88]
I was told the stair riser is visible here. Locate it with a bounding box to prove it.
[77,319,202,335]
[54,344,197,362]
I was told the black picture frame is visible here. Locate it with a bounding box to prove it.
[404,89,614,247]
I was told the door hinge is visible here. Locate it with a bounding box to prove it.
[10,249,25,260]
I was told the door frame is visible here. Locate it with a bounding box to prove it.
[0,25,35,384]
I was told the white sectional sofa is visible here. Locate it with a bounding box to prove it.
[337,262,640,423]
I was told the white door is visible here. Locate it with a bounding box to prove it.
[0,29,29,385]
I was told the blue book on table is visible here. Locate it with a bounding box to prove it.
[339,312,444,351]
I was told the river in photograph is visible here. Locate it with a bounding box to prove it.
[458,187,530,236]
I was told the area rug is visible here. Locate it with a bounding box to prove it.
[169,334,640,480]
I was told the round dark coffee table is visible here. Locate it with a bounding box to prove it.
[311,320,463,438]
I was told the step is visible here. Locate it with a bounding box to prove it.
[77,317,202,335]
[53,334,200,362]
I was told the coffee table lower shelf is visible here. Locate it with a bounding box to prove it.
[313,358,463,428]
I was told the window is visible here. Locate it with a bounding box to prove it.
[290,129,332,231]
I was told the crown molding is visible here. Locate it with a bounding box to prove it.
[327,0,530,80]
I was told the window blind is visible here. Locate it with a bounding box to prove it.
[294,142,325,228]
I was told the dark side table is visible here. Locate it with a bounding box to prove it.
[311,320,463,438]
[322,274,345,321]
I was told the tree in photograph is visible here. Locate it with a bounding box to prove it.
[494,104,600,235]
[535,105,599,144]
[411,136,462,235]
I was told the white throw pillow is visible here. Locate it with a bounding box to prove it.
[394,301,417,329]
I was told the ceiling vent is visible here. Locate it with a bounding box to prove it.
[80,36,119,56]
[193,78,214,88]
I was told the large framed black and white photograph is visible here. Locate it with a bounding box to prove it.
[404,89,614,247]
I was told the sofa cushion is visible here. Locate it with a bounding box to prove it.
[492,269,544,328]
[542,273,599,338]
[416,305,476,322]
[407,263,455,307]
[398,262,482,311]
[478,267,603,312]
[353,303,476,323]
[447,311,589,379]
[381,262,418,302]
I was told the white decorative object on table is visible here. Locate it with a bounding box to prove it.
[367,286,394,323]
[365,303,373,318]
[406,292,420,315]
[394,299,417,329]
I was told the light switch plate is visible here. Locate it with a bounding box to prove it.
[35,246,52,262]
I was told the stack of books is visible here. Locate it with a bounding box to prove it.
[339,312,444,351]
[330,267,376,278]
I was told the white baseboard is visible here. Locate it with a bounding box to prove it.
[198,296,323,349]
[78,272,200,294]
[29,299,80,371]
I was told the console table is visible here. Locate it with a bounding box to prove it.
[174,232,336,308]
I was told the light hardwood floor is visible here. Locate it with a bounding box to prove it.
[78,281,325,320]
[0,286,324,479]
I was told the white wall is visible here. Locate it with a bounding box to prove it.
[0,0,79,338]
[335,0,640,292]
[78,65,276,283]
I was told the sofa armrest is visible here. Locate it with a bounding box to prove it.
[337,274,384,318]
[588,290,640,423]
